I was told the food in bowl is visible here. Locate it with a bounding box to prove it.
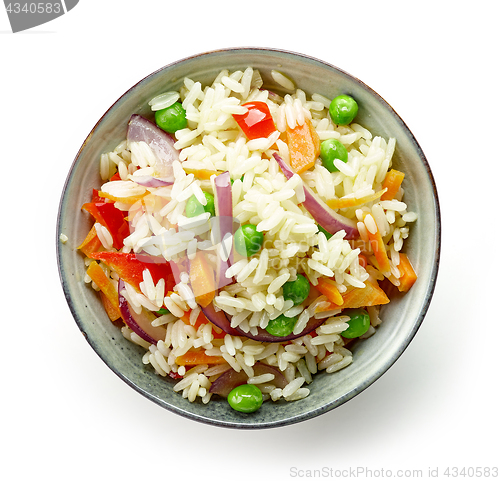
[77,66,418,413]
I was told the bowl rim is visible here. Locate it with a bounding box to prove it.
[56,46,441,429]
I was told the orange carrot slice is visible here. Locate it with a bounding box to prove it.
[381,169,405,200]
[341,280,389,308]
[176,351,226,366]
[189,252,216,308]
[86,261,121,321]
[363,213,392,277]
[183,168,219,180]
[286,117,320,174]
[316,277,344,306]
[397,253,417,292]
[179,310,226,339]
[326,189,387,210]
[316,279,390,311]
[78,224,102,257]
[100,291,121,322]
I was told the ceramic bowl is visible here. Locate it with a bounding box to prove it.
[57,47,440,429]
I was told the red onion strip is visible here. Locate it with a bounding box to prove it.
[209,362,288,397]
[213,171,235,288]
[118,279,166,345]
[233,316,327,343]
[273,153,358,239]
[127,114,179,181]
[200,303,240,336]
[132,175,174,188]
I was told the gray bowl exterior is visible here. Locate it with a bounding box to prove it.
[57,48,440,429]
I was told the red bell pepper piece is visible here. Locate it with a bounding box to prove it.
[232,101,276,140]
[92,189,106,203]
[109,172,122,182]
[89,252,176,293]
[82,201,130,250]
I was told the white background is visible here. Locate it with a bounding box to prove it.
[2,1,499,480]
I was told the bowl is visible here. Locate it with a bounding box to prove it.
[57,47,440,429]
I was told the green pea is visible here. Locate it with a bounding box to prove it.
[265,314,298,337]
[317,225,332,240]
[329,94,358,126]
[227,384,263,413]
[155,102,187,133]
[234,224,264,257]
[185,192,215,218]
[282,274,311,306]
[156,308,170,315]
[342,308,371,338]
[320,138,348,172]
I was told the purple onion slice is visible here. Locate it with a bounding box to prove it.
[118,280,166,345]
[200,302,240,336]
[131,175,174,188]
[127,114,179,180]
[213,171,236,288]
[209,362,288,397]
[233,315,326,343]
[273,153,358,239]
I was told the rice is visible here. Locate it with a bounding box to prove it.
[271,70,295,91]
[282,376,305,398]
[79,66,418,412]
[94,223,113,250]
[149,91,180,111]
